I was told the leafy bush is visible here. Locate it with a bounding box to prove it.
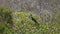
[0,6,60,34]
[0,6,13,34]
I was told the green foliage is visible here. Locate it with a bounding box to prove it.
[0,6,60,34]
[0,6,13,25]
[0,6,14,34]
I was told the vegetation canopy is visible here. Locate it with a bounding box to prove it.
[0,6,60,34]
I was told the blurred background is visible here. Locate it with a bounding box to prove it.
[0,0,60,22]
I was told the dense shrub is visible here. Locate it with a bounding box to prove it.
[0,6,60,34]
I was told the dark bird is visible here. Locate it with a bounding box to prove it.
[29,14,39,25]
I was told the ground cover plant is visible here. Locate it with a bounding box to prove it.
[0,6,60,34]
